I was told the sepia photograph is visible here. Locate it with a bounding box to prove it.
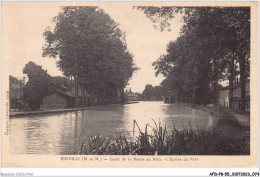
[1,1,258,169]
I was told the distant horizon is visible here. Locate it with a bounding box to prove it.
[9,71,161,94]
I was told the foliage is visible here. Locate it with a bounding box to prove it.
[142,84,162,100]
[51,76,72,90]
[142,84,154,100]
[135,7,184,31]
[22,61,53,109]
[43,6,137,106]
[138,7,250,108]
[153,86,163,100]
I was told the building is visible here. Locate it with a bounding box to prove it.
[40,85,75,110]
[125,89,142,101]
[127,92,139,101]
[218,86,229,108]
[9,75,25,110]
[233,81,250,111]
[218,80,250,112]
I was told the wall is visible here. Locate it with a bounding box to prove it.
[41,93,67,110]
[219,89,229,107]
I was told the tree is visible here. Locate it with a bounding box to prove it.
[51,76,72,90]
[142,84,154,100]
[153,86,163,100]
[141,85,163,100]
[43,7,137,107]
[139,7,250,109]
[229,8,250,111]
[23,61,52,109]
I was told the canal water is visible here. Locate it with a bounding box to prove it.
[9,101,213,155]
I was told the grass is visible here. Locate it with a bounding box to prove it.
[79,106,250,155]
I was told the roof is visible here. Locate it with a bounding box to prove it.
[55,89,75,98]
[57,85,68,92]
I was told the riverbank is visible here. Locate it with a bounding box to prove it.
[182,103,250,127]
[10,107,92,117]
[80,103,250,155]
[10,101,139,117]
[124,101,139,104]
[183,103,250,154]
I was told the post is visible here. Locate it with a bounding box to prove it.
[239,54,246,111]
[74,76,78,108]
[229,53,234,108]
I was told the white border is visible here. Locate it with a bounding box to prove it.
[1,0,259,176]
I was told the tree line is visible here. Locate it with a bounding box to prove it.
[138,7,250,111]
[142,84,163,100]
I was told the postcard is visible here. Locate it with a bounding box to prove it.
[1,1,258,168]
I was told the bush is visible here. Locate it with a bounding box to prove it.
[79,117,249,155]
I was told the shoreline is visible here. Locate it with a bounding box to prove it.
[201,104,249,127]
[10,101,139,117]
[178,102,250,128]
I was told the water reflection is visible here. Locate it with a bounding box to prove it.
[10,101,213,155]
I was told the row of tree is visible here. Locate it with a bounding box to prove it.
[142,84,163,100]
[138,7,250,111]
[42,7,137,107]
[22,55,135,110]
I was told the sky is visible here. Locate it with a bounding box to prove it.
[5,3,183,93]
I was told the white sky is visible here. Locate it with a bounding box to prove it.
[5,4,182,93]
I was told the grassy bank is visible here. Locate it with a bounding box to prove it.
[79,105,250,155]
